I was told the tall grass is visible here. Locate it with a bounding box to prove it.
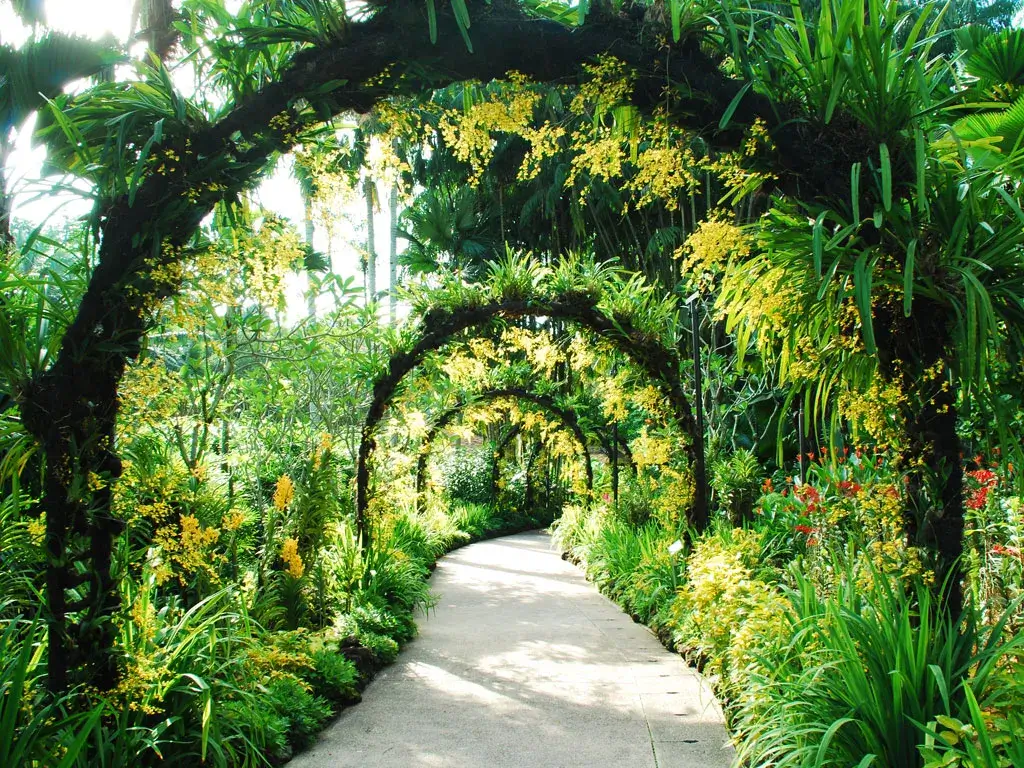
[0,617,103,767]
[733,566,1024,767]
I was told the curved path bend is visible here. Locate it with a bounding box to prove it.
[292,531,735,768]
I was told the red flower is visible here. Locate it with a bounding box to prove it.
[762,478,774,493]
[967,488,989,510]
[991,544,1023,561]
[968,469,997,487]
[838,480,861,497]
[794,524,818,535]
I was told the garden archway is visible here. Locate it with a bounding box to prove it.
[412,387,596,513]
[356,294,705,545]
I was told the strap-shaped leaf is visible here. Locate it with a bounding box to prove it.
[853,251,876,354]
[851,162,861,222]
[879,142,892,212]
[903,238,916,317]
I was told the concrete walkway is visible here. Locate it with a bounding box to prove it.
[291,531,735,768]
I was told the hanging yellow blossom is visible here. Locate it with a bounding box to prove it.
[439,75,541,185]
[631,427,674,470]
[273,474,295,511]
[839,377,908,453]
[625,144,699,210]
[676,211,752,289]
[281,537,305,579]
[570,55,635,116]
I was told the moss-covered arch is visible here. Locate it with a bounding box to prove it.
[357,296,705,544]
[412,387,595,513]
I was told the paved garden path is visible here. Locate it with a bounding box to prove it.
[292,531,735,768]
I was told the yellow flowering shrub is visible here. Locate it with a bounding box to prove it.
[153,514,222,585]
[671,529,790,695]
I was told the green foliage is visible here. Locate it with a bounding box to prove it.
[263,674,332,751]
[0,618,103,767]
[449,500,498,538]
[710,448,763,525]
[307,650,360,704]
[733,570,1024,768]
[438,446,495,506]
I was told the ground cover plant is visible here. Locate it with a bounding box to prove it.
[2,0,1024,764]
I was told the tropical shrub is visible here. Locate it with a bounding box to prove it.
[437,446,495,506]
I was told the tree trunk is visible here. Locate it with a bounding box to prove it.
[389,183,398,323]
[305,196,316,319]
[1,141,14,248]
[364,177,376,304]
[880,298,965,615]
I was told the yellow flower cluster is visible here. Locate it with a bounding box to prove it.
[114,655,173,715]
[441,350,489,386]
[281,537,305,579]
[599,375,628,422]
[502,327,563,376]
[570,56,635,116]
[743,118,775,158]
[273,474,295,512]
[677,211,751,289]
[27,515,46,545]
[852,483,930,585]
[651,469,693,529]
[440,80,540,185]
[567,134,625,202]
[517,121,567,182]
[784,336,824,383]
[118,357,182,440]
[624,145,698,210]
[632,385,670,418]
[839,377,908,452]
[152,514,222,585]
[221,508,247,532]
[312,432,333,471]
[631,427,674,470]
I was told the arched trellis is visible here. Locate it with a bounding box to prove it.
[357,296,706,545]
[412,387,595,513]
